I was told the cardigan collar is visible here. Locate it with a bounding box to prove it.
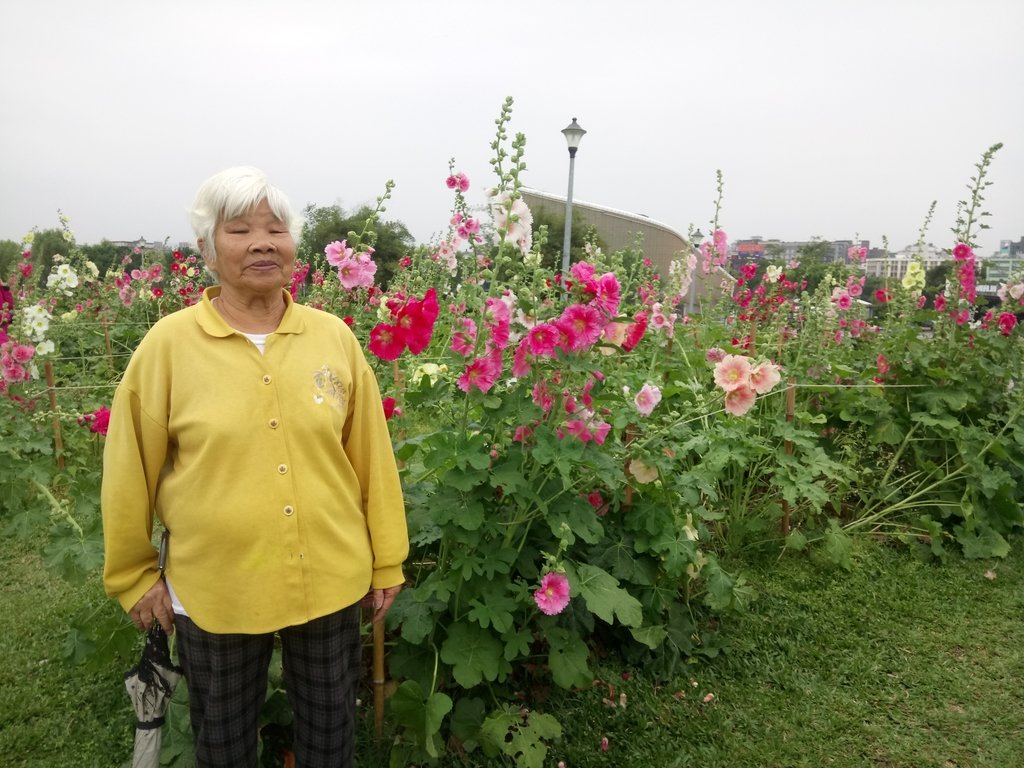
[196,286,305,338]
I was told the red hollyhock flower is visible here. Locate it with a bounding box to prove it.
[397,288,439,355]
[874,289,891,303]
[368,324,406,361]
[998,312,1018,336]
[622,312,648,351]
[382,397,396,420]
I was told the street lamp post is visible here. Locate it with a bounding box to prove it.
[687,229,704,316]
[560,118,586,283]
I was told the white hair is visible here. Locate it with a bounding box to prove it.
[189,167,302,269]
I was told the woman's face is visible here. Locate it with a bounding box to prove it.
[204,199,295,297]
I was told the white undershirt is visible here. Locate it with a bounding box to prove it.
[168,330,269,616]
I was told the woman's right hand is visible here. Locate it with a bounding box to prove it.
[130,578,175,634]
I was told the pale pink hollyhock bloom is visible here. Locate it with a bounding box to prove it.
[713,354,752,392]
[628,458,658,484]
[633,383,662,416]
[916,294,927,309]
[451,317,477,357]
[749,362,781,394]
[11,344,35,364]
[876,353,890,374]
[723,385,757,416]
[834,292,852,311]
[324,240,353,267]
[602,321,628,351]
[534,572,571,616]
[490,192,533,253]
[512,338,532,377]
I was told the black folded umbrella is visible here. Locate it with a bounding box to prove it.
[124,622,182,768]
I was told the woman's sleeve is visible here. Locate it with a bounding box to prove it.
[101,381,170,613]
[343,358,409,589]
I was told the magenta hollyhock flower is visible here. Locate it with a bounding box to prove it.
[77,405,111,436]
[874,289,891,303]
[381,397,396,420]
[527,323,560,357]
[622,313,648,351]
[557,304,604,351]
[532,381,554,414]
[633,383,662,416]
[749,362,782,395]
[998,312,1018,336]
[723,385,757,416]
[713,354,752,392]
[368,324,406,361]
[512,338,532,378]
[876,353,890,374]
[593,272,621,317]
[457,351,502,394]
[834,292,852,310]
[570,261,597,286]
[396,288,439,355]
[953,243,972,260]
[534,571,570,616]
[934,294,946,312]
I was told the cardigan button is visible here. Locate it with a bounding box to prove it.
[277,463,288,474]
[268,418,279,429]
[283,505,294,516]
[262,374,272,384]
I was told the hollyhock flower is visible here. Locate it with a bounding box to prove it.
[557,304,604,351]
[511,339,532,377]
[740,263,758,282]
[586,491,605,510]
[324,240,353,267]
[396,288,439,355]
[622,313,648,351]
[916,294,927,309]
[649,303,676,337]
[11,344,34,364]
[490,192,533,254]
[714,354,752,392]
[633,383,662,416]
[998,312,1017,336]
[382,397,397,420]
[533,572,570,616]
[458,350,502,394]
[532,381,554,414]
[368,324,406,361]
[833,291,852,310]
[593,272,621,317]
[874,289,891,303]
[846,276,865,298]
[749,362,781,394]
[335,250,377,290]
[451,317,478,357]
[705,346,727,364]
[954,309,970,325]
[847,245,867,263]
[484,297,511,351]
[723,385,757,416]
[953,242,972,260]
[513,425,534,443]
[527,323,559,357]
[77,405,111,436]
[876,353,890,374]
[628,458,658,484]
[570,261,596,288]
[903,261,926,291]
[933,294,946,312]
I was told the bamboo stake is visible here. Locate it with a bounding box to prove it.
[44,360,65,470]
[780,377,796,536]
[373,619,385,737]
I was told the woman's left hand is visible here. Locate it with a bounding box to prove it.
[361,585,402,623]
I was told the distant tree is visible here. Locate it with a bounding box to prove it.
[27,229,69,288]
[924,261,953,297]
[530,207,604,273]
[298,203,414,288]
[0,239,20,280]
[79,240,132,278]
[791,239,841,294]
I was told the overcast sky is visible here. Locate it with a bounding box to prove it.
[1,0,1021,257]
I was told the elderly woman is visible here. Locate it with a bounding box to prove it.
[102,166,408,767]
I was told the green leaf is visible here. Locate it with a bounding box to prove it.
[567,562,642,628]
[502,627,533,661]
[955,523,1011,559]
[389,680,452,759]
[479,707,562,768]
[546,627,591,689]
[439,621,504,688]
[823,519,853,570]
[785,529,808,551]
[629,623,668,650]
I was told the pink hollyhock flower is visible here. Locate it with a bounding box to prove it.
[534,571,571,616]
[558,304,604,351]
[934,294,946,312]
[513,425,534,443]
[484,297,511,351]
[593,272,621,317]
[876,353,890,374]
[395,288,439,355]
[723,385,757,416]
[998,312,1018,336]
[527,323,560,357]
[749,361,781,394]
[600,736,610,752]
[11,344,35,364]
[586,491,605,509]
[953,242,972,260]
[324,240,353,267]
[705,346,727,364]
[916,294,927,309]
[451,317,478,357]
[954,309,970,325]
[368,324,406,361]
[533,381,554,414]
[633,383,662,416]
[570,261,597,286]
[874,289,891,303]
[713,354,752,392]
[458,351,502,394]
[834,292,852,310]
[512,339,532,378]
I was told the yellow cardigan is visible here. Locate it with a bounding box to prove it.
[102,287,408,633]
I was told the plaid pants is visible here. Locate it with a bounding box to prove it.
[176,605,361,768]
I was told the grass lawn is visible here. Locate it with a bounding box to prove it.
[2,534,1023,767]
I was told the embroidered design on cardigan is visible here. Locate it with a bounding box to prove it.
[312,366,347,412]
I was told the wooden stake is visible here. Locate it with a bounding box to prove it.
[44,360,65,471]
[780,378,796,536]
[373,619,385,737]
[101,316,114,369]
